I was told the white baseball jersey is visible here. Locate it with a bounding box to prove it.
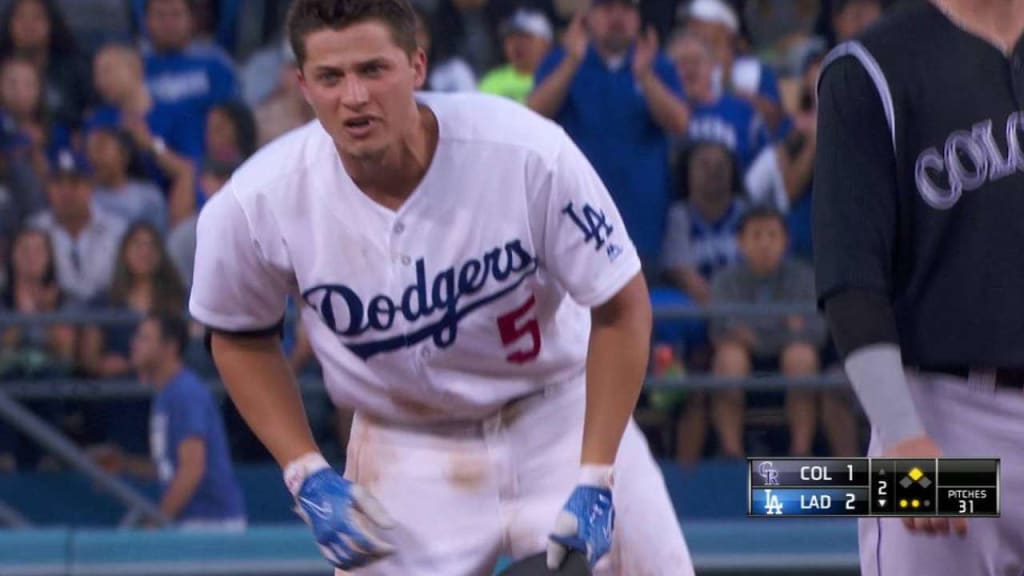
[188,92,642,424]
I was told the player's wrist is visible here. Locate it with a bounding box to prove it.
[578,464,614,488]
[283,452,330,497]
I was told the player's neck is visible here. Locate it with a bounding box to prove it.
[934,0,1024,54]
[343,104,438,210]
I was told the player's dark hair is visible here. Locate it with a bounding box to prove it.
[737,204,787,234]
[148,312,190,357]
[286,0,419,67]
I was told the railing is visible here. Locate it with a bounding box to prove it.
[0,302,843,529]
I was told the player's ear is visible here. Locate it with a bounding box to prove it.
[411,47,427,90]
[296,67,313,105]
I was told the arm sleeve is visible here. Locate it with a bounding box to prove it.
[534,134,642,307]
[170,382,210,440]
[188,185,291,332]
[812,55,898,307]
[757,64,781,105]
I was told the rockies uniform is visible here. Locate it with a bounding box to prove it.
[189,92,692,575]
[814,2,1024,574]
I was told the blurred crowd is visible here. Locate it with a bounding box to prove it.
[0,0,902,478]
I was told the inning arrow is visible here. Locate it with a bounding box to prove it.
[878,499,887,507]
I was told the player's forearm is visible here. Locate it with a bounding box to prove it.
[527,57,581,118]
[638,72,689,136]
[825,290,925,448]
[581,274,651,465]
[210,333,320,467]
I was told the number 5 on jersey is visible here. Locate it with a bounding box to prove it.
[497,295,541,364]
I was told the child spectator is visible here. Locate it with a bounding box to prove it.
[705,206,854,457]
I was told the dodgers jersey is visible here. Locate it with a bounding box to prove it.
[189,92,641,424]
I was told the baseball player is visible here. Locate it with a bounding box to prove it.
[814,1,1024,574]
[188,0,693,574]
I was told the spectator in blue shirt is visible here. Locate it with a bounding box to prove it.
[94,312,246,528]
[142,0,238,126]
[668,33,767,172]
[684,0,784,135]
[530,0,690,267]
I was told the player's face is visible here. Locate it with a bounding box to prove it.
[739,218,787,274]
[298,22,426,163]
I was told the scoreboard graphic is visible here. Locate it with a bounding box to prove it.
[748,458,999,518]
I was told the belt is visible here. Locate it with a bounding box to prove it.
[917,366,1024,390]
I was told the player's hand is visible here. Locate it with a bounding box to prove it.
[547,466,615,569]
[563,13,589,64]
[294,468,396,569]
[632,26,658,81]
[883,435,968,537]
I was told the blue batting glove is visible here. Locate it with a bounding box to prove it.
[547,465,615,569]
[286,454,395,570]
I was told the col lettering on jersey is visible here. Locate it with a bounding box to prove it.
[303,239,538,361]
[915,113,1024,209]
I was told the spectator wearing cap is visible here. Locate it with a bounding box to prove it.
[685,0,785,134]
[669,32,767,172]
[85,126,168,234]
[479,9,552,103]
[705,205,856,459]
[87,43,198,226]
[530,0,689,267]
[141,0,238,124]
[28,150,127,305]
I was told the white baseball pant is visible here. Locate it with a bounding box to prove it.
[337,375,693,575]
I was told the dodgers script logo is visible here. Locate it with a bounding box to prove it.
[302,239,538,361]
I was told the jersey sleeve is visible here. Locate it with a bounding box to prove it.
[812,55,898,304]
[188,185,291,332]
[534,133,643,307]
[169,380,211,441]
